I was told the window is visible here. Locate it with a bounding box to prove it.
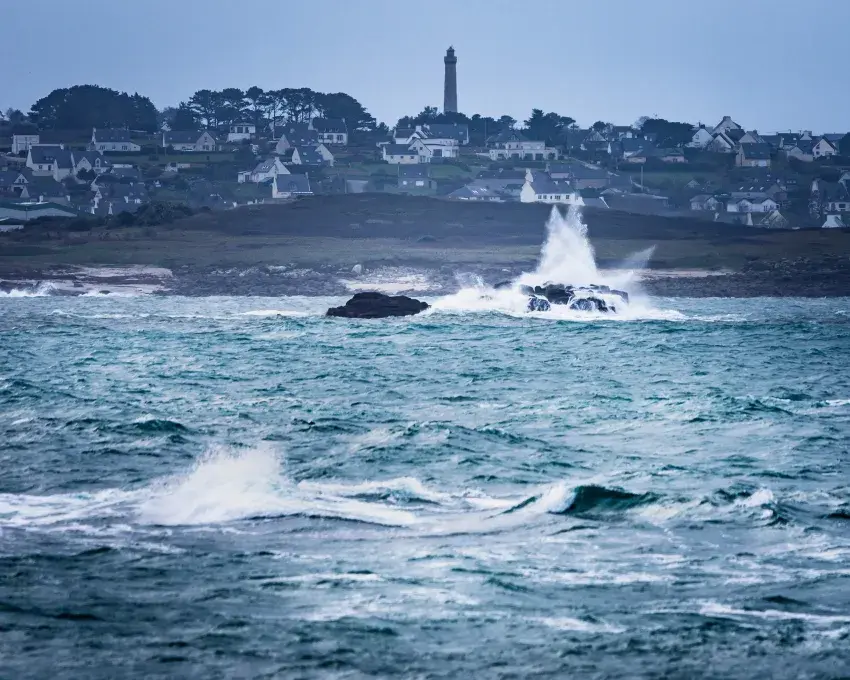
[337,134,343,142]
[122,145,128,151]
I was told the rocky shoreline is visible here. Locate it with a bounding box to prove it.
[3,258,850,298]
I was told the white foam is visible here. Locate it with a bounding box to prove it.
[535,616,626,634]
[700,602,850,625]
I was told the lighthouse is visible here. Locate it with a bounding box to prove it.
[443,46,458,113]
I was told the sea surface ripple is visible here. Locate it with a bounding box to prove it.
[2,295,850,679]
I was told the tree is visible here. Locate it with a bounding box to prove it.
[315,92,376,136]
[29,85,158,131]
[4,108,26,125]
[498,115,517,130]
[639,117,694,147]
[524,109,574,144]
[188,89,218,128]
[244,86,266,130]
[172,103,199,131]
[592,120,611,132]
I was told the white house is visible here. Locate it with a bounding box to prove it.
[409,137,459,161]
[712,116,742,135]
[91,128,140,152]
[12,132,40,155]
[74,151,109,175]
[707,132,736,153]
[690,194,723,211]
[26,145,75,180]
[520,174,577,204]
[822,214,846,228]
[687,125,713,148]
[240,158,289,183]
[487,130,559,161]
[382,144,422,164]
[272,173,312,199]
[227,123,256,142]
[813,137,838,159]
[727,197,778,213]
[310,118,348,145]
[290,145,328,166]
[162,130,217,152]
[736,144,771,168]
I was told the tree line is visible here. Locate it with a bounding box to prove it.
[3,83,700,148]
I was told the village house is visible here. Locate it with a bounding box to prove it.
[687,124,713,148]
[272,173,312,199]
[448,185,505,201]
[290,145,329,167]
[712,115,742,136]
[11,129,40,154]
[707,132,736,153]
[727,196,778,213]
[689,194,724,212]
[736,143,772,168]
[25,145,75,180]
[487,130,558,161]
[239,157,289,183]
[737,130,765,145]
[823,214,846,228]
[309,118,348,145]
[393,128,415,145]
[409,136,459,161]
[813,137,838,159]
[274,124,318,154]
[73,150,108,175]
[90,128,140,152]
[520,173,576,204]
[382,144,422,164]
[162,130,217,152]
[227,122,256,142]
[547,162,610,189]
[419,123,470,145]
[396,165,438,195]
[786,140,815,162]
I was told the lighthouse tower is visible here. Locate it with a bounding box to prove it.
[443,46,458,113]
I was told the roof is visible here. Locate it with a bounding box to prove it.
[822,133,846,143]
[94,128,132,143]
[383,144,417,156]
[0,170,26,188]
[618,138,646,153]
[791,139,814,154]
[815,136,837,149]
[275,173,311,194]
[421,123,468,141]
[548,162,609,179]
[253,159,279,173]
[690,194,714,202]
[475,168,527,180]
[164,130,210,144]
[277,124,318,145]
[398,165,429,179]
[74,150,107,166]
[29,145,74,168]
[394,128,415,139]
[311,118,347,133]
[487,129,528,145]
[11,127,39,137]
[740,143,771,159]
[528,176,572,195]
[292,146,324,165]
[449,185,501,200]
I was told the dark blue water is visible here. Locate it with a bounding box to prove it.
[2,295,850,679]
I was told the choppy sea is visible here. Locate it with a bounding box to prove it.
[1,292,850,679]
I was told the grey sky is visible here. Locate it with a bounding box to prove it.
[3,0,847,132]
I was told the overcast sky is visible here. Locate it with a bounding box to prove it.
[3,0,847,132]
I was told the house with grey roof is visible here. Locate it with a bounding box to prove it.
[520,174,576,204]
[382,144,422,164]
[309,118,348,145]
[393,128,415,145]
[712,116,742,136]
[272,173,312,199]
[736,143,772,168]
[396,165,437,195]
[227,123,256,143]
[25,145,76,180]
[547,162,610,188]
[488,130,558,161]
[419,123,469,145]
[448,185,505,201]
[74,151,109,175]
[786,139,814,162]
[91,128,140,153]
[162,130,217,152]
[291,146,329,167]
[242,158,289,184]
[274,124,319,154]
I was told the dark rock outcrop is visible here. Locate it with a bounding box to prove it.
[520,282,629,313]
[326,292,430,319]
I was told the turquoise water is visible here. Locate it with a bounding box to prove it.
[2,295,850,679]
